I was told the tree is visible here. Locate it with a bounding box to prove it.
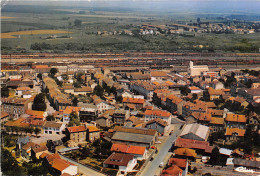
[61,74,68,80]
[93,85,104,97]
[72,97,78,106]
[32,93,46,111]
[37,73,42,80]
[1,149,26,175]
[50,68,58,77]
[5,126,11,133]
[46,115,55,121]
[68,111,80,127]
[116,95,123,103]
[74,19,82,27]
[208,147,221,165]
[180,86,190,96]
[34,128,41,137]
[1,86,9,97]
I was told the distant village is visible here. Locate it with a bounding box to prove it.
[95,20,260,37]
[1,59,260,176]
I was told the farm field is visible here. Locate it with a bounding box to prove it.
[1,30,73,39]
[1,3,260,54]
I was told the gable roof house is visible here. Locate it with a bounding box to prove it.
[145,118,170,136]
[122,97,145,110]
[21,141,36,160]
[78,103,98,122]
[62,106,81,123]
[165,94,184,115]
[174,137,213,154]
[103,152,137,175]
[66,126,87,143]
[43,121,66,135]
[225,114,246,129]
[42,153,78,176]
[113,109,130,126]
[225,128,245,142]
[31,144,48,160]
[96,110,114,128]
[144,109,172,125]
[161,165,183,176]
[111,143,148,160]
[179,123,210,141]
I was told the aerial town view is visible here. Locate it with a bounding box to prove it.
[1,0,260,176]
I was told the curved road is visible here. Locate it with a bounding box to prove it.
[140,124,182,176]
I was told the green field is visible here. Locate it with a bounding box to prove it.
[1,5,260,54]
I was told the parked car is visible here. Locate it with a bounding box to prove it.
[159,162,164,168]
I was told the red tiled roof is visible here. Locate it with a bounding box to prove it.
[25,110,45,119]
[86,125,100,132]
[111,143,146,155]
[67,126,86,133]
[225,114,246,123]
[144,110,171,117]
[122,97,145,104]
[103,152,134,166]
[191,112,212,121]
[161,165,183,176]
[16,87,31,91]
[145,118,168,127]
[175,138,213,153]
[174,148,197,157]
[51,159,75,171]
[168,158,187,169]
[225,128,245,137]
[46,153,61,163]
[63,106,81,114]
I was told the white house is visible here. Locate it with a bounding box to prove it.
[103,152,137,175]
[43,121,66,135]
[96,101,115,114]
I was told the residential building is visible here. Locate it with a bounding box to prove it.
[111,143,148,160]
[225,128,245,141]
[122,97,145,110]
[62,106,81,123]
[174,138,213,153]
[144,109,172,124]
[66,126,87,143]
[103,152,137,175]
[79,104,98,122]
[42,153,78,176]
[31,144,48,160]
[43,121,66,135]
[225,114,246,129]
[96,110,114,128]
[145,118,170,135]
[113,109,130,126]
[86,125,100,142]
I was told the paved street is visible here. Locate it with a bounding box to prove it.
[140,124,182,176]
[45,98,56,115]
[60,155,106,176]
[192,162,260,176]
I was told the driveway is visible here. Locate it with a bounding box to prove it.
[140,124,182,176]
[60,155,106,176]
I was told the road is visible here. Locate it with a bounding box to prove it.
[192,162,260,176]
[60,155,106,176]
[140,124,182,176]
